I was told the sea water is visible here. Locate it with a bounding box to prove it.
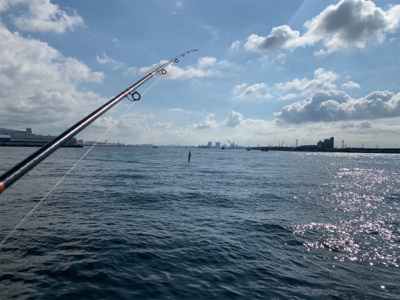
[0,147,399,299]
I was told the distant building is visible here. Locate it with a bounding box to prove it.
[207,141,212,148]
[0,127,55,141]
[85,141,97,146]
[0,127,51,141]
[298,145,318,151]
[317,137,334,150]
[0,128,77,146]
[0,135,11,142]
[215,142,221,148]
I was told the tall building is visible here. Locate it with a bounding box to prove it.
[317,137,334,149]
[215,142,221,148]
[207,141,212,148]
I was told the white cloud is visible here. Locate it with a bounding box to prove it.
[302,0,400,53]
[253,53,286,68]
[274,90,400,125]
[4,0,84,33]
[169,108,192,114]
[244,26,300,52]
[0,21,105,131]
[275,68,338,95]
[163,64,216,80]
[232,83,247,95]
[242,0,400,54]
[152,122,172,129]
[341,81,360,89]
[275,53,286,63]
[232,83,268,101]
[122,67,137,77]
[93,115,118,130]
[96,53,124,70]
[112,38,120,45]
[137,56,224,80]
[224,111,243,127]
[192,113,218,129]
[230,40,242,51]
[198,56,217,68]
[278,93,297,101]
[175,1,183,7]
[92,114,156,139]
[340,120,372,129]
[217,59,234,67]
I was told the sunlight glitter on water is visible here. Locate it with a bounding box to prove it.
[1,149,399,299]
[293,159,400,268]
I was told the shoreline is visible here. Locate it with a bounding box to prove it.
[251,146,400,154]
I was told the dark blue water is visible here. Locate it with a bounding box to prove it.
[1,147,399,299]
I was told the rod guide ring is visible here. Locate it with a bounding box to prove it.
[127,91,141,101]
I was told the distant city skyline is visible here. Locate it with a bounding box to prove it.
[0,0,399,147]
[0,126,395,149]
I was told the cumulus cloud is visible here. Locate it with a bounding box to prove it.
[223,111,243,127]
[192,113,218,129]
[242,0,400,54]
[276,68,338,95]
[0,21,105,131]
[244,26,300,52]
[274,90,400,125]
[303,0,400,52]
[3,0,84,33]
[96,53,124,70]
[232,83,268,101]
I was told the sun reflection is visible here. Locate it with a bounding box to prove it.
[292,163,400,268]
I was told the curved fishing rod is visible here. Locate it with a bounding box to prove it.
[0,49,198,195]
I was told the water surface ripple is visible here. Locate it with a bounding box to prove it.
[1,147,399,299]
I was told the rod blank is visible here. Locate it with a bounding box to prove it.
[0,49,198,195]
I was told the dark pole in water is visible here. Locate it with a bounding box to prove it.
[0,49,198,195]
[188,151,191,162]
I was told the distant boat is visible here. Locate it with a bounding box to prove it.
[221,146,225,150]
[246,148,251,151]
[152,146,157,148]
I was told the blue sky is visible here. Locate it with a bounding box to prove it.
[0,0,399,147]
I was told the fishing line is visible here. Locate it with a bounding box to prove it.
[0,74,163,251]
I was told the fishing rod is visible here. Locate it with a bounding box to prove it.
[0,49,198,195]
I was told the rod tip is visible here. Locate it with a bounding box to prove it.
[0,182,4,195]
